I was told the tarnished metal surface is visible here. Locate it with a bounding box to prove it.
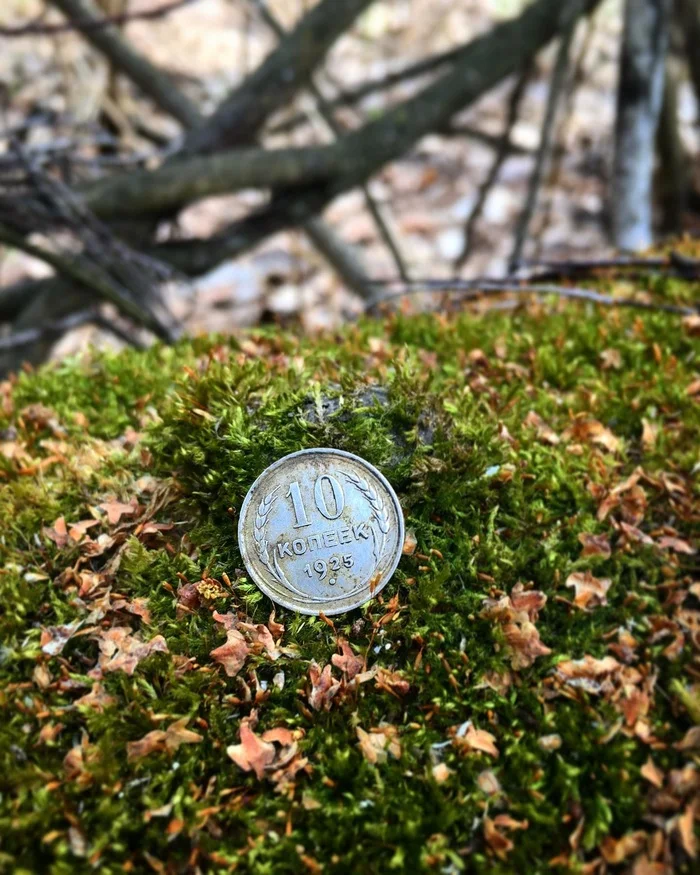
[238,448,404,615]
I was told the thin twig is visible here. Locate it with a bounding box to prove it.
[454,67,531,270]
[0,310,147,351]
[534,10,597,260]
[1,0,199,36]
[250,0,410,283]
[0,221,173,339]
[518,251,700,279]
[365,278,696,315]
[509,5,581,272]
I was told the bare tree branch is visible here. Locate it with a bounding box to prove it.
[47,0,202,128]
[1,0,199,36]
[454,67,531,271]
[365,278,696,315]
[509,3,581,272]
[180,0,376,155]
[250,0,410,282]
[0,309,146,352]
[146,0,602,281]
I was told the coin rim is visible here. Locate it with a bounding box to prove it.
[237,447,405,615]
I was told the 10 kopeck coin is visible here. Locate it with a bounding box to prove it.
[237,448,404,615]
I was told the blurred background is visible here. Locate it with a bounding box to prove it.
[1,0,698,371]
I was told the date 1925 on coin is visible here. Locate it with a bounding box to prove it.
[237,448,404,615]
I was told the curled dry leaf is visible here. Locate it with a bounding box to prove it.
[402,530,418,555]
[74,682,115,712]
[524,410,560,445]
[356,724,401,764]
[640,757,664,789]
[481,583,551,670]
[331,639,363,680]
[564,418,621,454]
[600,831,647,864]
[477,769,501,796]
[127,717,203,761]
[675,726,700,751]
[600,348,622,370]
[210,629,250,678]
[92,626,168,676]
[41,621,82,656]
[98,498,140,526]
[226,718,275,779]
[566,571,612,609]
[226,714,302,784]
[675,801,697,859]
[43,516,69,548]
[641,419,659,451]
[431,763,452,783]
[450,721,499,758]
[578,532,611,559]
[375,668,410,697]
[656,536,696,555]
[308,662,341,711]
[484,814,527,860]
[537,734,562,752]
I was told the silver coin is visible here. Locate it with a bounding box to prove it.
[238,448,404,615]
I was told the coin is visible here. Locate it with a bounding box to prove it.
[238,448,404,615]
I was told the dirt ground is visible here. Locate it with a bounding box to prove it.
[1,0,699,353]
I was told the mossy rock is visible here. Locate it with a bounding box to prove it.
[0,284,698,873]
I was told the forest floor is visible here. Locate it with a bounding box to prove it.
[2,0,700,353]
[0,259,698,871]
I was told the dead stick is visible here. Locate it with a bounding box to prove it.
[509,3,582,271]
[1,0,199,36]
[366,278,696,315]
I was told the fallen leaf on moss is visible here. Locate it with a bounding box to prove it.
[210,629,250,677]
[641,419,659,451]
[43,517,69,548]
[127,717,203,761]
[566,571,612,609]
[308,662,341,711]
[675,801,697,858]
[92,626,168,676]
[578,532,611,558]
[537,734,562,752]
[484,814,527,860]
[524,410,559,445]
[564,417,621,453]
[600,348,622,370]
[481,583,551,670]
[431,763,452,783]
[477,769,501,795]
[40,621,82,656]
[450,721,499,758]
[331,640,363,679]
[356,724,401,764]
[600,831,647,863]
[375,667,410,697]
[227,719,275,779]
[98,498,140,525]
[675,726,700,751]
[74,682,115,712]
[68,519,100,543]
[641,757,664,788]
[111,596,152,624]
[656,536,696,555]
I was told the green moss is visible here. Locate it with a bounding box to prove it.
[0,285,698,873]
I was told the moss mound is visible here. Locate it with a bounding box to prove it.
[0,287,698,873]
